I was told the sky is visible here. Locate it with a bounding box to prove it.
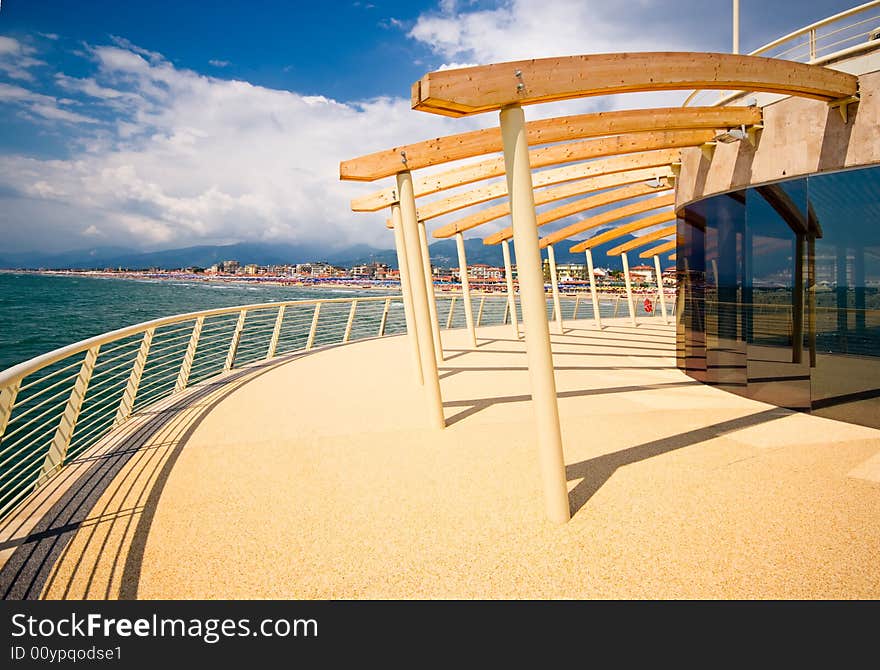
[0,0,861,254]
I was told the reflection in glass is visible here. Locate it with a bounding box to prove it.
[677,164,880,429]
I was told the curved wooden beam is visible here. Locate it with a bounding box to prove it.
[359,146,681,214]
[607,225,677,256]
[639,240,677,258]
[569,210,677,253]
[412,52,858,117]
[341,106,761,181]
[440,180,668,241]
[415,165,670,224]
[539,193,675,249]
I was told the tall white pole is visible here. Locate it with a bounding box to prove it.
[417,221,444,363]
[392,203,424,384]
[653,254,669,324]
[733,0,740,54]
[502,239,520,339]
[547,244,564,335]
[500,105,570,524]
[455,232,477,347]
[585,250,602,330]
[621,252,638,326]
[397,171,445,429]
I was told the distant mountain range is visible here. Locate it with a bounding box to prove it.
[0,236,672,273]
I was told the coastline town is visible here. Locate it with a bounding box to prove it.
[9,258,677,295]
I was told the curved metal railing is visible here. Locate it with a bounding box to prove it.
[683,0,880,107]
[0,288,673,523]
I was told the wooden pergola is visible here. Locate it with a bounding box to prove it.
[340,51,859,523]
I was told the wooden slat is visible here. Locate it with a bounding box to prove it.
[569,211,678,252]
[341,106,761,181]
[607,225,677,256]
[540,193,675,248]
[417,164,670,231]
[669,253,677,261]
[639,240,677,258]
[362,146,681,214]
[357,128,709,214]
[412,52,858,117]
[481,181,671,244]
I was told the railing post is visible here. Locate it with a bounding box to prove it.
[0,380,21,442]
[654,255,669,324]
[37,345,100,486]
[572,294,580,320]
[500,104,569,524]
[503,300,510,324]
[502,239,520,339]
[378,297,391,336]
[455,232,477,347]
[343,300,358,343]
[547,244,564,335]
[398,170,445,429]
[585,249,603,330]
[175,316,204,393]
[621,252,638,326]
[417,221,444,363]
[476,295,485,327]
[112,328,153,428]
[613,294,621,317]
[267,306,286,359]
[224,310,247,372]
[306,303,321,351]
[446,296,457,329]
[809,28,816,60]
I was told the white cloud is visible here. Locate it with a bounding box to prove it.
[0,41,485,253]
[209,59,230,68]
[0,36,45,81]
[0,82,97,124]
[82,224,104,236]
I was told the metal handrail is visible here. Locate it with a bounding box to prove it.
[0,288,671,521]
[682,1,880,107]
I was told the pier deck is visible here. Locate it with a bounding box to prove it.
[2,318,879,599]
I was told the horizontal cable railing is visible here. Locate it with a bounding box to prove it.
[683,1,880,107]
[0,288,675,522]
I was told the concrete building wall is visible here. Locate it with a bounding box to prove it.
[676,68,880,209]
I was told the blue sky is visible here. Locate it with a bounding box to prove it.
[0,0,861,253]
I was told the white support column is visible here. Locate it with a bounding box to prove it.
[455,232,477,347]
[113,327,153,428]
[585,250,603,330]
[38,345,100,486]
[224,309,247,371]
[502,239,520,339]
[621,252,638,326]
[398,171,445,429]
[572,294,580,320]
[392,203,423,385]
[175,316,203,392]
[547,244,564,335]
[654,255,669,324]
[500,105,569,524]
[417,221,444,363]
[306,303,321,351]
[343,300,358,343]
[476,295,486,327]
[267,305,286,359]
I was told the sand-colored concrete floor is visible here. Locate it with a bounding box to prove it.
[13,318,880,599]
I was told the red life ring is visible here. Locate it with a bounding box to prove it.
[643,298,653,313]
